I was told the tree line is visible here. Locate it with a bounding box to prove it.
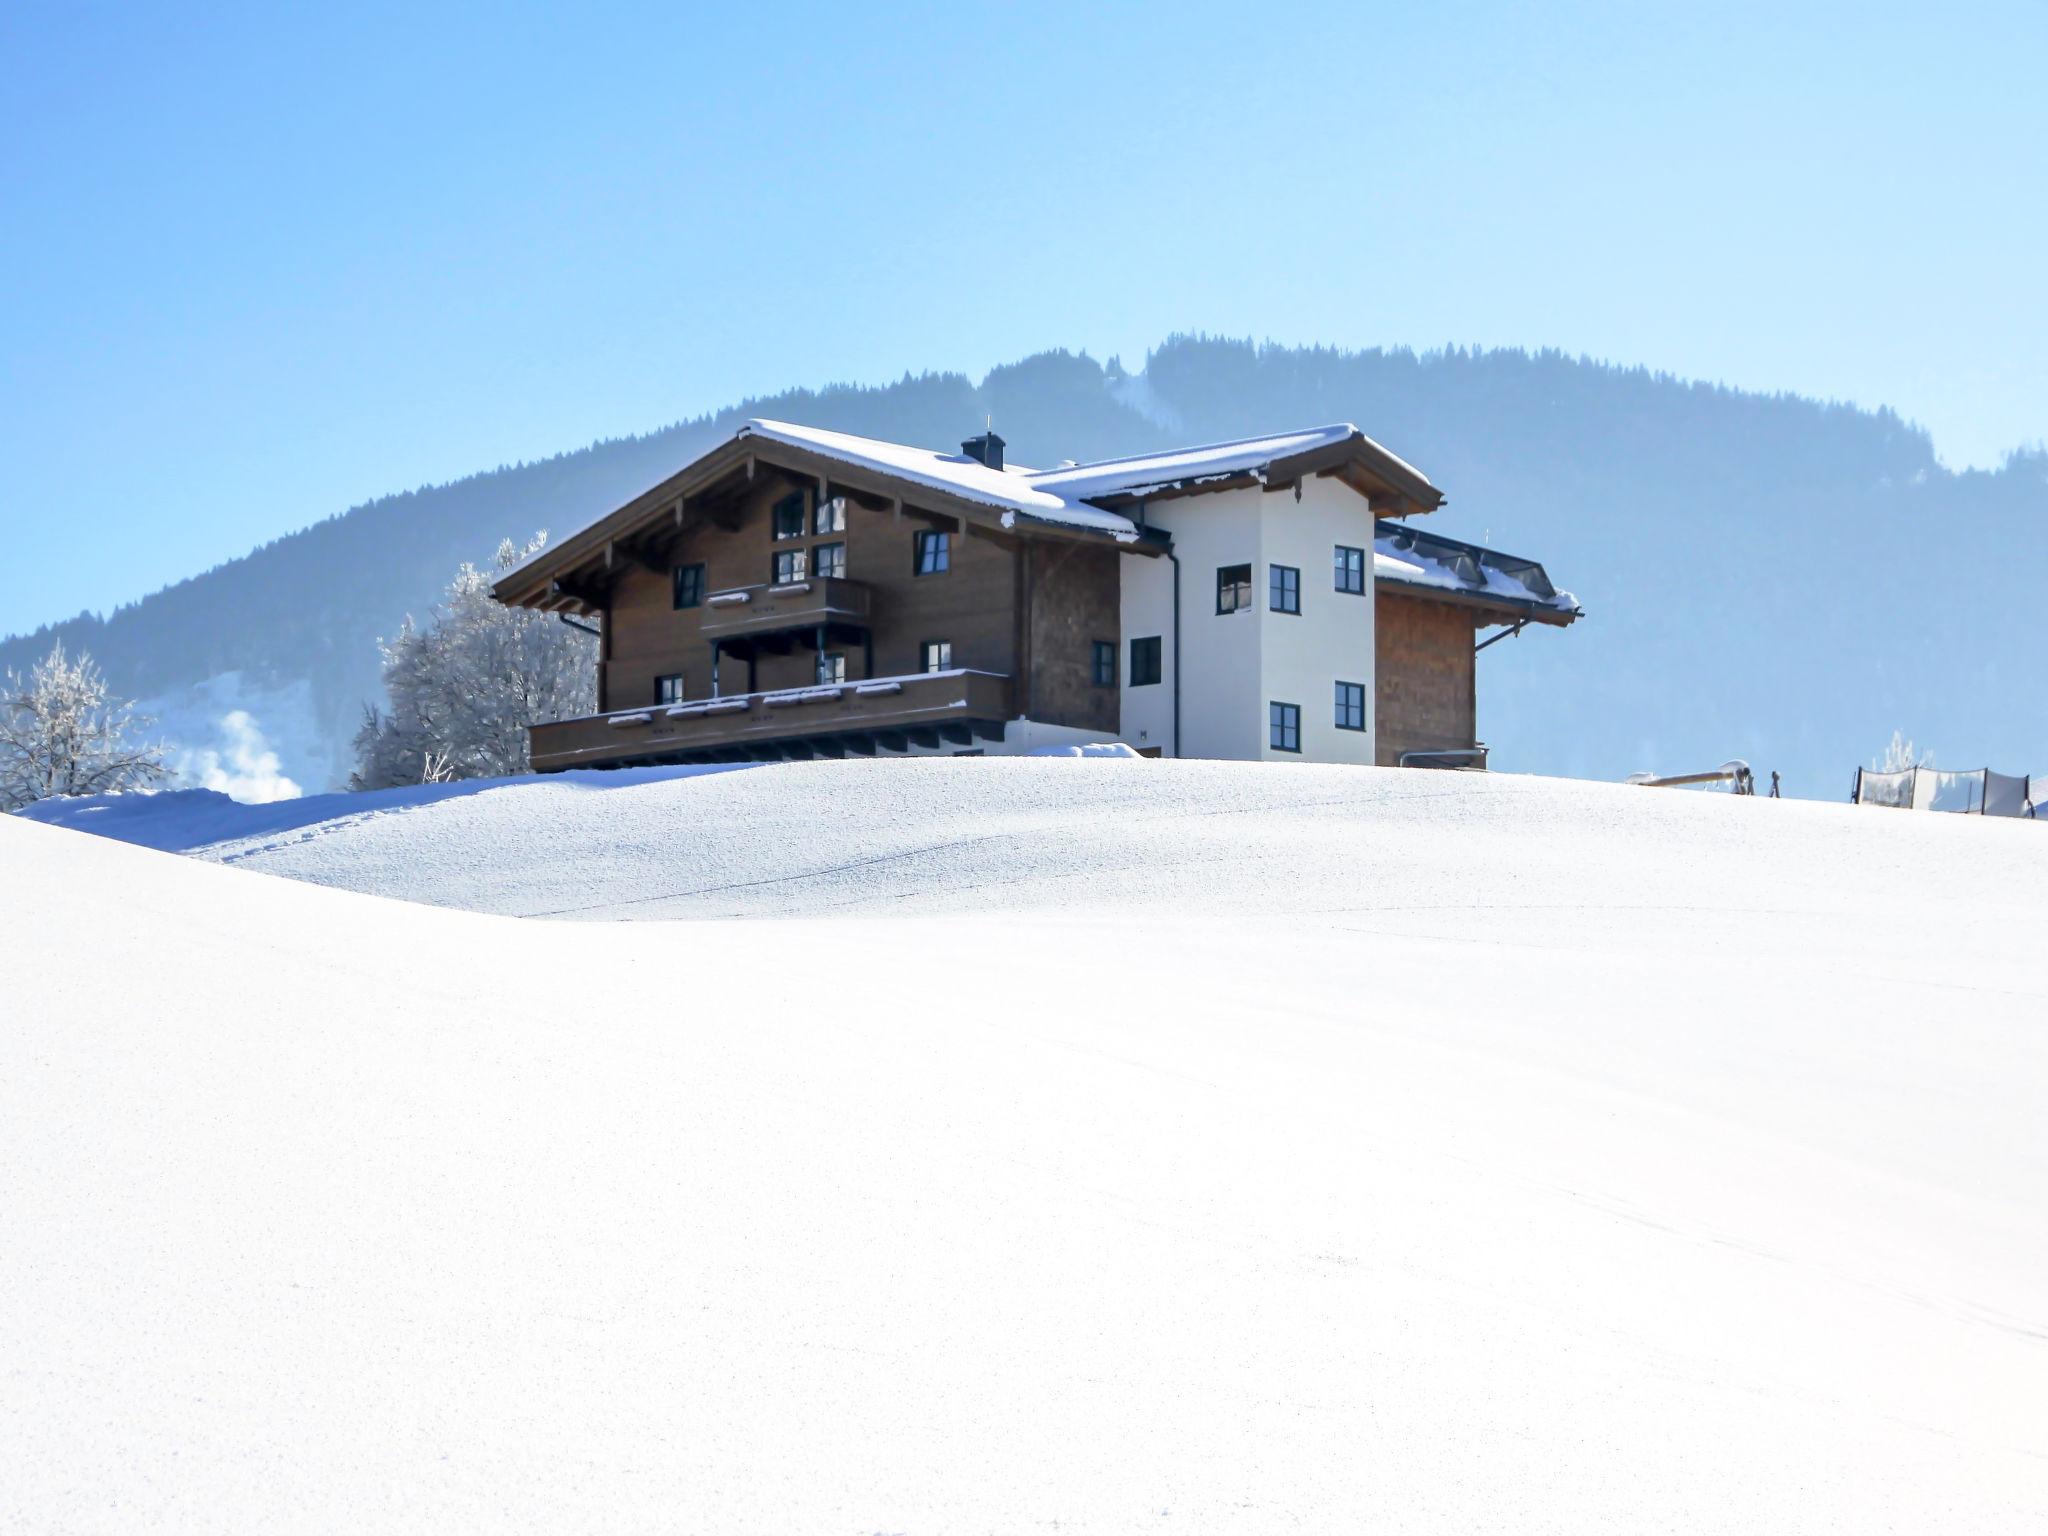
[4,534,593,809]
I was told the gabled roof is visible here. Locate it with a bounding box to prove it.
[739,420,1137,538]
[1027,425,1442,514]
[494,417,1448,609]
[1373,521,1580,626]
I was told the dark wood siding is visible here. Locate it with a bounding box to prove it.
[601,470,1026,711]
[1374,590,1479,765]
[1020,540,1121,732]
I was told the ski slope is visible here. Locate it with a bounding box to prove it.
[5,760,2046,1532]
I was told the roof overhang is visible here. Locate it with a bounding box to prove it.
[493,431,1147,613]
[1071,429,1446,518]
[1377,579,1580,628]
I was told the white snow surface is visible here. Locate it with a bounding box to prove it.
[5,758,2047,1532]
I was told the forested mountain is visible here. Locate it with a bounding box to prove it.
[5,335,2041,796]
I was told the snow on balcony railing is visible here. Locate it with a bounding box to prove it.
[765,686,849,709]
[588,670,1007,731]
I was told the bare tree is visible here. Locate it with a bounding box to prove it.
[0,643,168,811]
[350,535,596,790]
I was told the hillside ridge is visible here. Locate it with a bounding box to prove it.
[4,335,2041,795]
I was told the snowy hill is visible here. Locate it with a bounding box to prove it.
[5,760,2046,1531]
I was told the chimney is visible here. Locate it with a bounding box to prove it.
[960,429,1006,471]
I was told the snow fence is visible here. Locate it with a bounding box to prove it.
[1852,767,2035,817]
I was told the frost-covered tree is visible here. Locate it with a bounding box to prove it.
[350,535,596,790]
[0,642,168,810]
[1874,730,1934,773]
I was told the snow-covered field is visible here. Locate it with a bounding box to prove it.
[5,759,2046,1532]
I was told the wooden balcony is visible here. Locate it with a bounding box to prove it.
[530,669,1013,771]
[698,577,873,644]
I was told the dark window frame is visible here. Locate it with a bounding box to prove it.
[1129,635,1162,687]
[1216,563,1253,614]
[812,540,847,580]
[771,490,809,541]
[1334,680,1367,732]
[813,495,846,535]
[920,639,953,673]
[772,546,809,584]
[914,528,952,576]
[1334,544,1366,595]
[672,562,706,610]
[1269,700,1302,754]
[1091,640,1117,688]
[1269,563,1301,614]
[817,651,846,685]
[656,673,686,705]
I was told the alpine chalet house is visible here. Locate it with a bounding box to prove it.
[491,420,1578,769]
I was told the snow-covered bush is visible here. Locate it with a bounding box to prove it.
[0,642,168,810]
[350,535,596,790]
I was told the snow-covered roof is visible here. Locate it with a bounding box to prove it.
[739,420,1141,540]
[1373,521,1580,623]
[497,418,1450,604]
[1024,425,1362,501]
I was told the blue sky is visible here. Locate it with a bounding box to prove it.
[3,0,2043,635]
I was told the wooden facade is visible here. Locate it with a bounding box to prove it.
[494,420,1574,772]
[495,436,1141,767]
[1374,590,1480,767]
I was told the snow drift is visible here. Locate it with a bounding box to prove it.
[4,759,2045,1532]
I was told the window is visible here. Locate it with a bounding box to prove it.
[1334,545,1366,595]
[920,639,952,673]
[1091,640,1116,687]
[1216,563,1252,613]
[1129,636,1162,687]
[673,563,706,609]
[1269,563,1300,614]
[772,492,808,541]
[656,674,685,705]
[1269,701,1301,754]
[1334,680,1366,732]
[817,652,846,685]
[814,495,846,534]
[915,528,951,575]
[772,547,808,584]
[813,541,846,580]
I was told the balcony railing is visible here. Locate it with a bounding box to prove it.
[698,576,872,644]
[530,669,1013,771]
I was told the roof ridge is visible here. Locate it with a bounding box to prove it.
[1025,423,1359,481]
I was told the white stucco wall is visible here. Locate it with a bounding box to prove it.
[1258,476,1376,764]
[1117,550,1177,756]
[1131,493,1263,760]
[1122,478,1379,763]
